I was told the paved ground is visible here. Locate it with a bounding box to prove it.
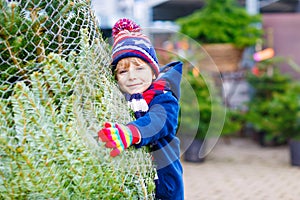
[182,137,300,200]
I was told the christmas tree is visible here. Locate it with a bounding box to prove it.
[0,0,155,198]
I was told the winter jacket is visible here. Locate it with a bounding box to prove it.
[129,61,184,200]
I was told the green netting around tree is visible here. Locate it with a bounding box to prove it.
[0,0,155,199]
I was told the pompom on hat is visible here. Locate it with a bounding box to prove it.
[111,18,160,76]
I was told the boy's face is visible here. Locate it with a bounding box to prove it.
[116,57,155,94]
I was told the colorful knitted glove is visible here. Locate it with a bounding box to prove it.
[98,122,141,157]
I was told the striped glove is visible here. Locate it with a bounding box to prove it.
[98,122,140,157]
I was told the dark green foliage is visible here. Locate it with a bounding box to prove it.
[176,0,263,48]
[0,1,36,98]
[179,70,206,139]
[246,57,300,142]
[0,0,93,98]
[180,68,241,139]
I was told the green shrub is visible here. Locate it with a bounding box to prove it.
[176,0,263,48]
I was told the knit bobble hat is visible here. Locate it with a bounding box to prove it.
[111,18,160,76]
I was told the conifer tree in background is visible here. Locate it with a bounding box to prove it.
[0,0,155,199]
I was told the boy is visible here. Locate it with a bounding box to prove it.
[98,18,184,200]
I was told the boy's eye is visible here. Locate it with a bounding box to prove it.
[137,66,145,70]
[118,69,128,74]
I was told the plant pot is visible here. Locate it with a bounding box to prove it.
[200,43,244,72]
[289,139,300,167]
[183,139,206,163]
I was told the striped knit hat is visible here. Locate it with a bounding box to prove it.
[111,18,160,76]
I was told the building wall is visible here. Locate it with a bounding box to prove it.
[262,13,300,78]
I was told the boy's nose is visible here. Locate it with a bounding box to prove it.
[128,67,137,80]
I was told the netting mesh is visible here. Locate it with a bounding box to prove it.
[0,0,155,199]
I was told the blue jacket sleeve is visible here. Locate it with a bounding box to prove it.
[128,91,179,148]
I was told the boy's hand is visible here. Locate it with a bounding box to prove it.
[98,122,140,157]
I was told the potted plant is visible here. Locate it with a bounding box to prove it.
[265,81,300,166]
[247,56,300,166]
[246,57,294,146]
[179,67,242,162]
[179,69,210,162]
[176,0,263,72]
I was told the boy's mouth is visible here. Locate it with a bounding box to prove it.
[127,83,142,87]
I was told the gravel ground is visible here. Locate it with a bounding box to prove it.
[182,137,300,200]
